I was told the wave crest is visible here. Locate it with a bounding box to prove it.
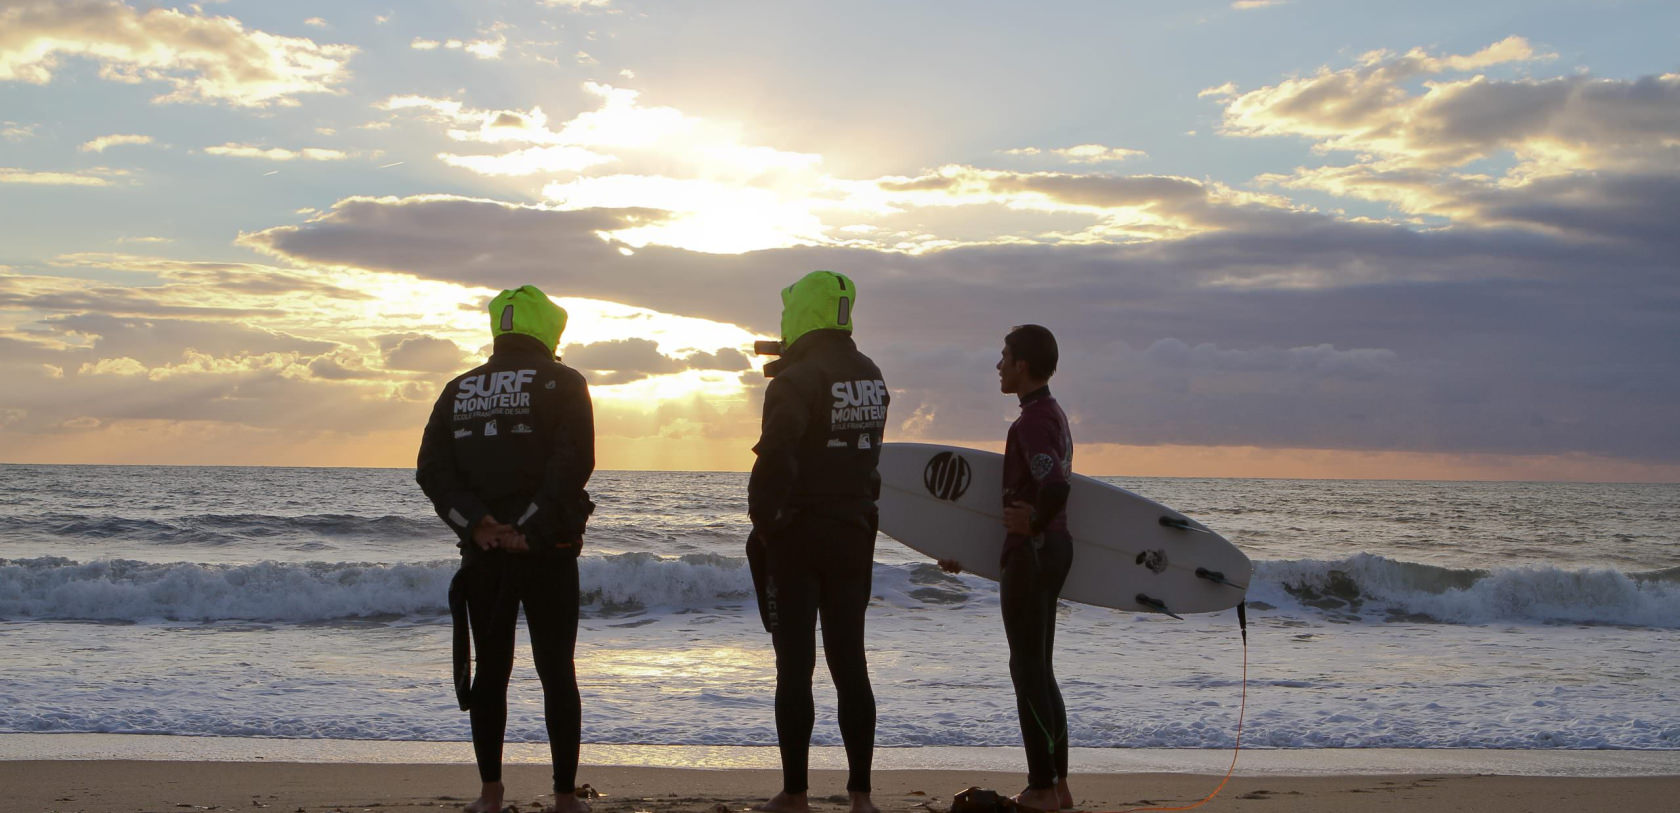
[1254,553,1680,628]
[4,552,1675,627]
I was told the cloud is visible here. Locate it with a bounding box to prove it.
[306,351,375,381]
[410,35,506,60]
[3,121,39,140]
[1198,81,1238,99]
[1005,144,1146,164]
[682,347,751,372]
[380,85,838,252]
[1212,38,1680,267]
[0,167,125,186]
[0,0,356,107]
[1231,0,1287,9]
[867,165,1302,245]
[79,133,154,152]
[0,346,420,433]
[44,253,371,300]
[242,196,668,287]
[203,143,350,161]
[233,186,1680,463]
[379,334,467,372]
[561,337,684,384]
[37,313,336,367]
[439,145,615,176]
[1210,37,1661,172]
[1055,145,1146,164]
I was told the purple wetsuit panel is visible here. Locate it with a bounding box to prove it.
[1001,388,1072,564]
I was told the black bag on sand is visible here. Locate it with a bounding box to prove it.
[950,787,1046,813]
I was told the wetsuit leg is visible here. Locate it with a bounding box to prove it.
[465,557,521,784]
[1000,531,1073,789]
[767,523,821,795]
[520,551,582,795]
[816,521,877,794]
[1044,538,1070,783]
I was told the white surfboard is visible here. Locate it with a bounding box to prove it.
[877,442,1251,615]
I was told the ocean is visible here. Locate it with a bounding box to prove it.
[1,464,1676,767]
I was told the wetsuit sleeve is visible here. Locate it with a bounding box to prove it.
[1018,413,1071,535]
[416,386,491,545]
[748,373,809,532]
[515,371,596,550]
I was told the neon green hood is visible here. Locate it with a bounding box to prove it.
[489,285,567,356]
[780,270,854,349]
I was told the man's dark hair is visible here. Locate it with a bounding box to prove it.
[1005,324,1058,380]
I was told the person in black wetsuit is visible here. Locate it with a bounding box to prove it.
[747,270,887,813]
[417,285,595,813]
[939,324,1075,812]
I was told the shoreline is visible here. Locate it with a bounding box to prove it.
[4,734,1677,778]
[7,760,1680,813]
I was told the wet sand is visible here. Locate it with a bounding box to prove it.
[9,761,1680,813]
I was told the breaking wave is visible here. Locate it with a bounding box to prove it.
[3,512,440,546]
[2,552,1675,627]
[1253,553,1680,628]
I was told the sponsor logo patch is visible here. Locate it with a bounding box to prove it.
[453,428,472,439]
[453,369,536,415]
[923,451,971,501]
[484,420,498,437]
[858,434,872,449]
[1030,453,1056,481]
[512,423,533,434]
[829,378,888,430]
[827,438,848,448]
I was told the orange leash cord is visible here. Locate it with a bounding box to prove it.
[1104,601,1249,813]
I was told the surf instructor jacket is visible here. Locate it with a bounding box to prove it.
[417,333,595,563]
[749,329,889,533]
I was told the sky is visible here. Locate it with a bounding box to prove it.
[1,0,1677,481]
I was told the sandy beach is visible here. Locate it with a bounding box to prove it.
[9,761,1680,813]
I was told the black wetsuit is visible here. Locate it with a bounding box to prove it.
[1000,386,1073,790]
[748,329,888,795]
[417,333,594,794]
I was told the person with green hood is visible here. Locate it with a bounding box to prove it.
[747,271,888,813]
[417,285,595,813]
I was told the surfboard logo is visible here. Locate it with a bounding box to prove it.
[922,451,972,501]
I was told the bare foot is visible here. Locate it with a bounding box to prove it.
[544,793,591,813]
[1013,786,1062,812]
[753,791,809,813]
[1056,777,1075,809]
[465,781,504,813]
[848,790,879,813]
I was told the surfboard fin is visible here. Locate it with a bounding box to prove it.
[1159,515,1212,534]
[1195,566,1250,592]
[1136,593,1183,620]
[1196,567,1244,589]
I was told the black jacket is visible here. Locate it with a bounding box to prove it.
[748,330,888,531]
[417,334,594,560]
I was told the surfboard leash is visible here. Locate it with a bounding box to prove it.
[1100,600,1248,813]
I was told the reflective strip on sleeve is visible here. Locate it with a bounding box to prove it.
[448,508,469,528]
[518,502,539,525]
